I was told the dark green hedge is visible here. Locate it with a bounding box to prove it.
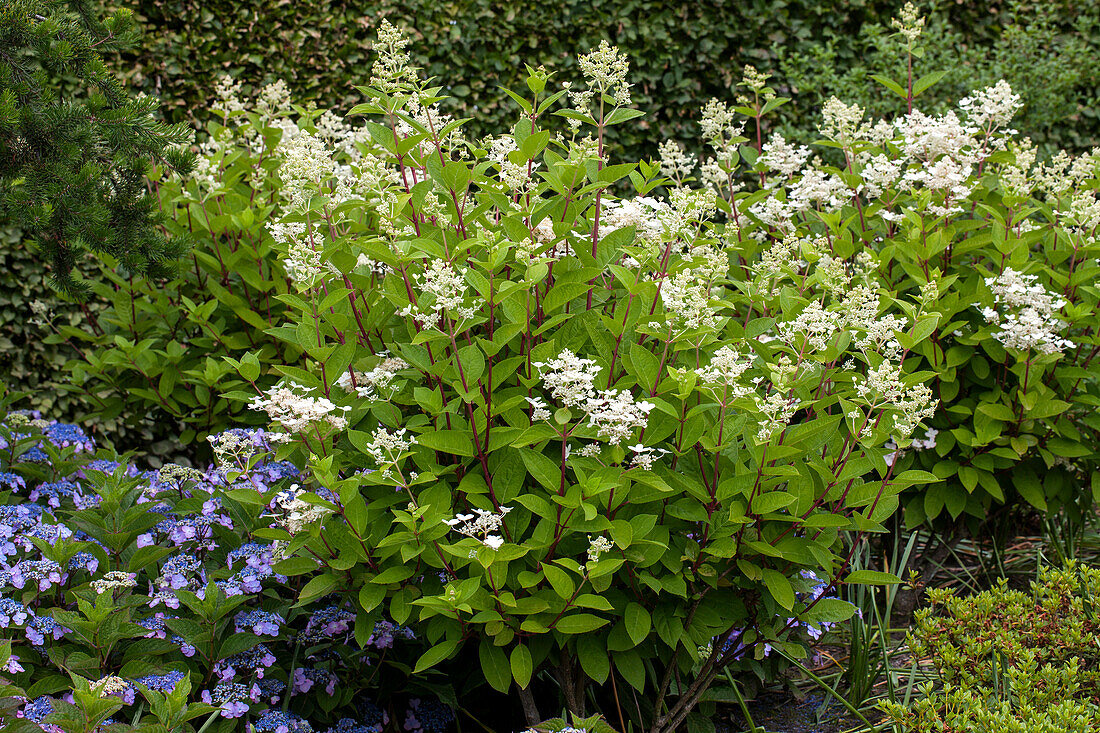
[112,0,1099,160]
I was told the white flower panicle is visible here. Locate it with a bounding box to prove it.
[628,444,669,471]
[696,346,753,394]
[577,40,633,106]
[599,196,672,243]
[256,80,292,119]
[267,222,324,290]
[533,350,601,408]
[855,360,938,438]
[659,140,696,181]
[700,98,746,157]
[525,396,552,422]
[534,349,654,444]
[273,486,333,534]
[249,382,350,440]
[371,20,419,93]
[892,2,926,44]
[583,390,655,445]
[754,392,801,442]
[277,130,333,210]
[979,268,1074,354]
[587,535,614,562]
[364,427,416,478]
[444,506,513,550]
[213,76,246,116]
[778,301,840,351]
[336,357,410,400]
[895,109,977,163]
[760,134,812,180]
[400,260,476,326]
[958,80,1022,132]
[819,98,870,147]
[661,270,719,331]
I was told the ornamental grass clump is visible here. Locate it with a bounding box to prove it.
[881,563,1100,731]
[219,19,955,732]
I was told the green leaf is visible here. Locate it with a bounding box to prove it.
[510,644,533,688]
[624,603,651,646]
[457,344,486,384]
[912,70,948,96]
[605,107,646,126]
[218,632,263,661]
[414,639,460,673]
[521,448,561,491]
[762,569,795,610]
[870,74,907,100]
[751,491,795,515]
[803,598,858,624]
[555,613,609,634]
[577,635,610,684]
[543,564,575,599]
[416,430,475,457]
[294,573,339,607]
[272,557,320,576]
[844,570,901,585]
[479,641,511,693]
[372,566,416,584]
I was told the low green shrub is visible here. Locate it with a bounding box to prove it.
[881,563,1100,731]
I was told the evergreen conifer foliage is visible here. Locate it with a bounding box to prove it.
[0,0,194,296]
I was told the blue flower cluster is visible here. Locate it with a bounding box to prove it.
[1,419,454,733]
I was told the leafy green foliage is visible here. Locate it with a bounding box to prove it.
[881,563,1100,731]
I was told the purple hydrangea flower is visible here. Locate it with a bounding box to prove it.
[403,698,454,733]
[215,645,277,681]
[0,472,26,491]
[202,682,260,719]
[3,652,23,673]
[29,480,77,508]
[0,597,31,626]
[159,554,203,589]
[135,670,186,693]
[251,709,314,733]
[257,677,286,704]
[351,696,389,733]
[228,543,275,571]
[67,552,99,574]
[292,667,336,696]
[26,614,68,645]
[10,559,66,591]
[366,619,416,649]
[299,605,356,644]
[20,696,53,722]
[43,422,95,452]
[136,614,173,639]
[235,609,283,636]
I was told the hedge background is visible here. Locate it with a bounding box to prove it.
[3,0,1099,451]
[113,0,1100,158]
